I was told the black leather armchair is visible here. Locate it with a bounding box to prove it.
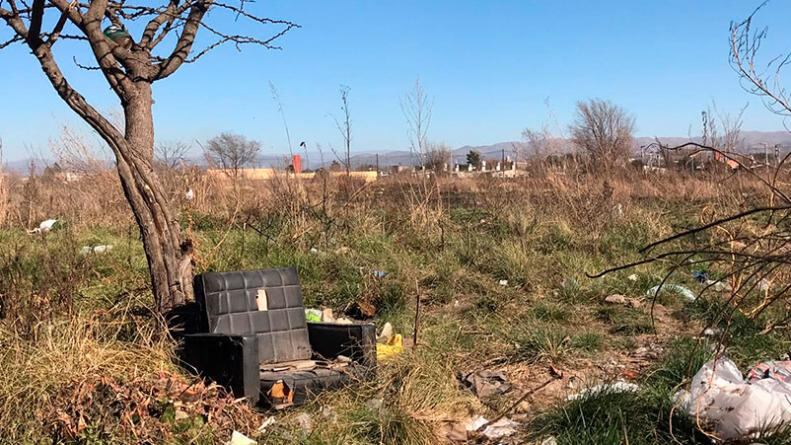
[180,267,376,407]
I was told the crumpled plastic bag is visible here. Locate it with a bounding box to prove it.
[676,357,791,441]
[376,334,403,359]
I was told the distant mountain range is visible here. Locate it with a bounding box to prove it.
[5,130,791,174]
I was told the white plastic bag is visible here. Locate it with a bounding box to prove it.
[677,357,791,440]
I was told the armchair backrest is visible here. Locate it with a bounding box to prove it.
[194,267,312,364]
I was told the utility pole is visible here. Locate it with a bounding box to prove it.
[376,153,380,177]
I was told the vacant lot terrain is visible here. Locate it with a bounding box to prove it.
[0,167,788,444]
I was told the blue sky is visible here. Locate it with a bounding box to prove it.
[1,0,790,161]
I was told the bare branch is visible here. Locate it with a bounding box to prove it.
[0,33,21,48]
[730,1,791,118]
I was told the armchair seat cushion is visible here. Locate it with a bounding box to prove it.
[259,367,352,407]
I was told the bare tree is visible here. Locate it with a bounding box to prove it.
[332,85,352,175]
[49,125,109,173]
[402,78,433,168]
[0,1,297,313]
[424,142,451,172]
[522,126,566,160]
[155,141,191,170]
[706,102,747,153]
[594,4,791,339]
[731,2,791,124]
[203,133,260,180]
[570,99,635,167]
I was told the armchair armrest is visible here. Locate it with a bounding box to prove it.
[307,322,377,372]
[180,333,260,405]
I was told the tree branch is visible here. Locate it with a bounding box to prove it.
[154,0,211,80]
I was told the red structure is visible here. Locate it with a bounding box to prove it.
[292,154,302,173]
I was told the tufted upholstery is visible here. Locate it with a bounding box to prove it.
[195,268,312,364]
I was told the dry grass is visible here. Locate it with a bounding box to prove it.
[0,311,263,443]
[1,162,789,443]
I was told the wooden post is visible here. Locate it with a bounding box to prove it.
[413,280,421,348]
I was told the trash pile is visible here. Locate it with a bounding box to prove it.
[302,309,404,360]
[676,357,791,441]
[442,368,523,442]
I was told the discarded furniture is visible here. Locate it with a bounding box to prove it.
[181,267,376,408]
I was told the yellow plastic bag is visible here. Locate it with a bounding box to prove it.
[376,334,403,360]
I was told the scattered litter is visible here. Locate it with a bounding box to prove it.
[79,244,114,255]
[376,322,402,359]
[305,309,322,323]
[345,301,376,319]
[294,412,313,433]
[267,380,294,410]
[372,270,388,279]
[227,431,256,445]
[93,244,113,254]
[706,279,733,293]
[461,370,512,399]
[627,274,638,282]
[632,345,662,360]
[376,334,403,360]
[646,284,696,302]
[467,416,519,439]
[365,398,383,411]
[256,416,276,434]
[604,294,641,308]
[566,381,639,401]
[304,307,353,324]
[466,416,488,432]
[442,421,468,442]
[319,405,337,422]
[28,218,59,234]
[185,188,195,201]
[692,270,709,283]
[676,357,791,441]
[746,360,791,384]
[498,279,509,286]
[759,278,772,292]
[604,294,627,305]
[703,327,721,337]
[309,247,319,255]
[376,322,394,344]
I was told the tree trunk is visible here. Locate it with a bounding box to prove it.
[115,81,194,313]
[12,7,197,316]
